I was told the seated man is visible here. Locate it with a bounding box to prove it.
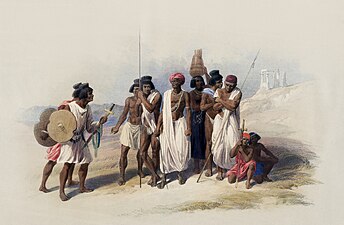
[250,132,279,183]
[226,132,256,189]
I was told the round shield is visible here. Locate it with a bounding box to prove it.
[47,110,77,143]
[34,108,58,147]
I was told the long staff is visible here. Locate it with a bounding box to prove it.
[138,29,142,188]
[236,119,247,188]
[240,49,260,90]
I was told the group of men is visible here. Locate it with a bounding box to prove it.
[110,69,279,190]
[38,69,279,201]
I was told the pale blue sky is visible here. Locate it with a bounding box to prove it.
[0,0,343,110]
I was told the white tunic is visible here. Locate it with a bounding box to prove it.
[211,87,241,169]
[159,90,190,173]
[141,91,158,135]
[57,101,98,164]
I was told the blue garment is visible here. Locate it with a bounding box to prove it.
[191,111,206,159]
[254,162,264,176]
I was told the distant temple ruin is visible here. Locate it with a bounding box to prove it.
[259,69,287,90]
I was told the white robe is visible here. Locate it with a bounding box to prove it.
[141,91,158,135]
[211,87,241,169]
[159,90,190,173]
[58,101,98,164]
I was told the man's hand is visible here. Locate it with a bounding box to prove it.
[238,145,244,153]
[99,116,108,125]
[111,126,119,134]
[215,97,223,103]
[203,66,208,75]
[137,91,144,100]
[185,129,191,136]
[213,103,223,111]
[153,128,161,137]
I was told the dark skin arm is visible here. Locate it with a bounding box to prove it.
[111,98,130,134]
[260,144,279,163]
[230,139,242,158]
[153,112,163,137]
[200,93,214,111]
[203,67,211,86]
[239,147,253,162]
[137,91,161,113]
[216,91,242,111]
[184,92,192,136]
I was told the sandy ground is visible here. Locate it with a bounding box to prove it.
[1,80,343,225]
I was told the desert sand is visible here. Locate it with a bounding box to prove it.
[0,80,343,225]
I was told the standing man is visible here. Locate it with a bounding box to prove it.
[189,75,206,174]
[137,76,162,186]
[249,132,279,183]
[111,79,142,186]
[58,83,108,201]
[38,83,81,193]
[200,70,223,177]
[212,74,242,180]
[154,73,191,189]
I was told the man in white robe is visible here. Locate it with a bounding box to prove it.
[212,75,242,180]
[137,75,162,187]
[58,83,107,201]
[154,73,191,189]
[200,70,223,177]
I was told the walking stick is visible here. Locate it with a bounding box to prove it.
[240,49,260,91]
[235,119,247,188]
[196,152,212,183]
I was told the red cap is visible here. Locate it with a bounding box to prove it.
[225,75,237,83]
[242,132,250,140]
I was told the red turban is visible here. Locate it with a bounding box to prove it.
[169,73,185,85]
[242,132,251,140]
[225,75,237,84]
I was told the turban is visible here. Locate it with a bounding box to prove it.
[242,132,251,140]
[225,75,237,84]
[169,73,185,85]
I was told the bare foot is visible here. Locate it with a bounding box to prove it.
[150,176,160,187]
[263,176,273,182]
[66,180,79,187]
[137,170,145,178]
[157,179,166,189]
[178,173,186,185]
[216,173,224,181]
[205,170,212,177]
[147,177,153,186]
[246,180,252,189]
[79,187,94,193]
[39,186,49,193]
[59,193,70,201]
[193,168,201,174]
[117,178,126,186]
